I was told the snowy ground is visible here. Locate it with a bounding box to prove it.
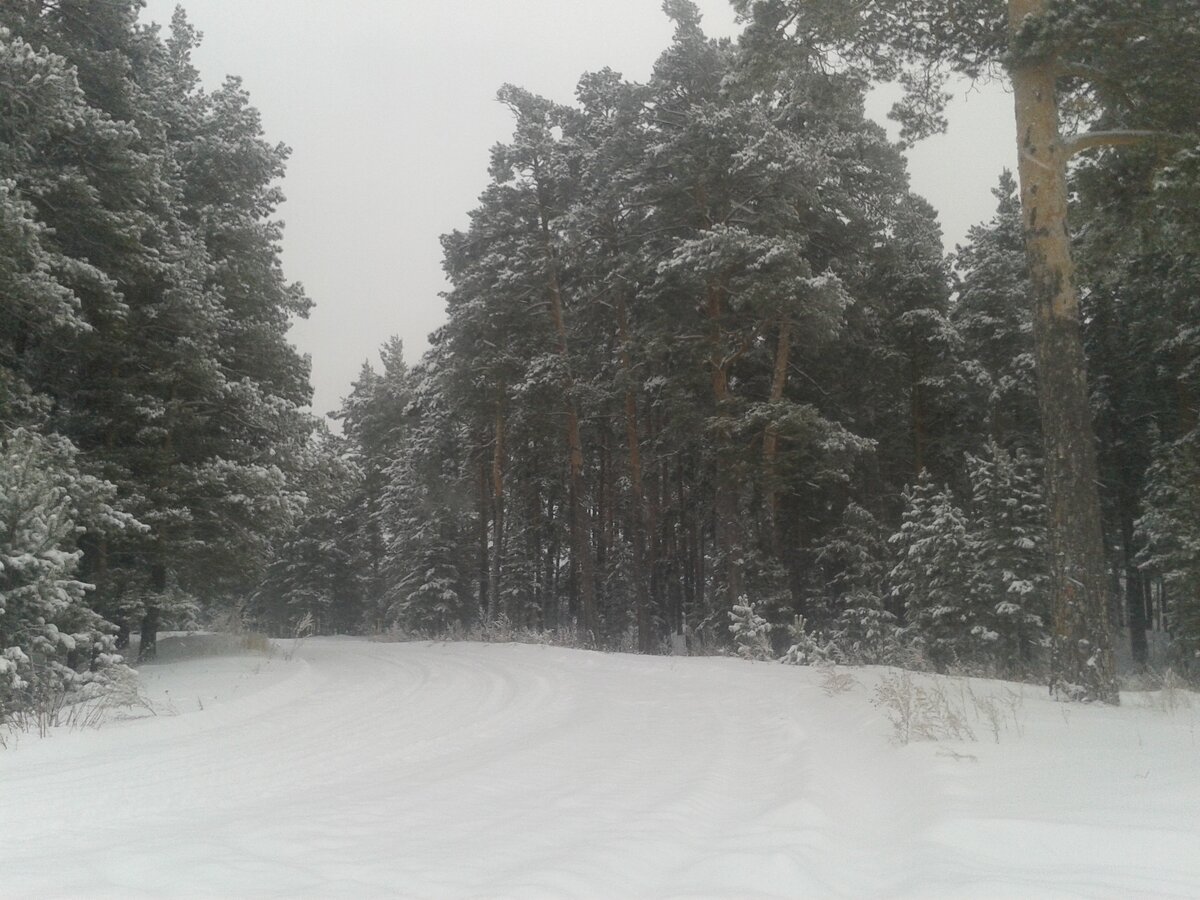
[3,636,1199,899]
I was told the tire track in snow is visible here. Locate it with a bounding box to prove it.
[15,639,1192,898]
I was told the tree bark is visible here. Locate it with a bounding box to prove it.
[545,493,560,630]
[138,606,160,662]
[763,313,793,556]
[489,398,505,624]
[707,278,742,606]
[543,254,598,639]
[1009,0,1119,703]
[1121,508,1149,668]
[137,562,166,663]
[616,291,654,651]
[911,356,926,477]
[597,430,610,581]
[477,453,489,620]
[689,456,704,635]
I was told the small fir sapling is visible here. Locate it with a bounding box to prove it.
[729,597,773,661]
[779,615,834,666]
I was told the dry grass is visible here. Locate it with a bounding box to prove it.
[281,612,315,661]
[817,664,860,696]
[238,632,273,655]
[371,616,589,650]
[872,670,1031,746]
[3,664,154,744]
[873,671,976,745]
[962,682,1026,743]
[1140,668,1197,714]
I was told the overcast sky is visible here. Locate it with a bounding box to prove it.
[139,0,1015,421]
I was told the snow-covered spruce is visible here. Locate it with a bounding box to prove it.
[0,428,139,724]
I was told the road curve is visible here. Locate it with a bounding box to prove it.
[3,638,934,898]
[5,637,1197,899]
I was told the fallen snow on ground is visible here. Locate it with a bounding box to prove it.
[3,637,1199,899]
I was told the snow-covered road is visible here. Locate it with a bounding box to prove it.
[3,637,1198,898]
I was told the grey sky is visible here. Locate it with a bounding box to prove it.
[139,0,1015,421]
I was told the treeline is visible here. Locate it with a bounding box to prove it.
[1,2,313,718]
[259,4,1200,677]
[4,1,1199,725]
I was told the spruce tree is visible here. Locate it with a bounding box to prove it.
[0,427,141,721]
[953,171,1040,454]
[889,473,973,670]
[0,4,313,663]
[253,430,363,634]
[965,441,1049,670]
[815,502,901,665]
[379,352,476,633]
[1138,441,1200,665]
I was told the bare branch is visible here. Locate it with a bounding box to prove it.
[1064,129,1184,157]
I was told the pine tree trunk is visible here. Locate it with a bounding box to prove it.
[138,606,160,662]
[529,483,544,627]
[137,563,166,663]
[597,430,610,582]
[763,313,792,556]
[545,493,560,629]
[525,158,596,635]
[1170,340,1198,440]
[648,416,668,638]
[477,452,490,620]
[536,204,598,641]
[1121,509,1149,668]
[688,455,704,634]
[911,356,926,476]
[707,278,742,605]
[1009,0,1119,703]
[489,398,505,624]
[616,292,654,652]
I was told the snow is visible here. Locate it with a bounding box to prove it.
[3,636,1199,898]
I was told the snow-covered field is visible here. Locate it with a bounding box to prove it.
[3,636,1199,899]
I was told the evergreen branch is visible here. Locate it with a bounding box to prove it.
[1055,63,1135,110]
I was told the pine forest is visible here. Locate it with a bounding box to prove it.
[4,1,1200,731]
